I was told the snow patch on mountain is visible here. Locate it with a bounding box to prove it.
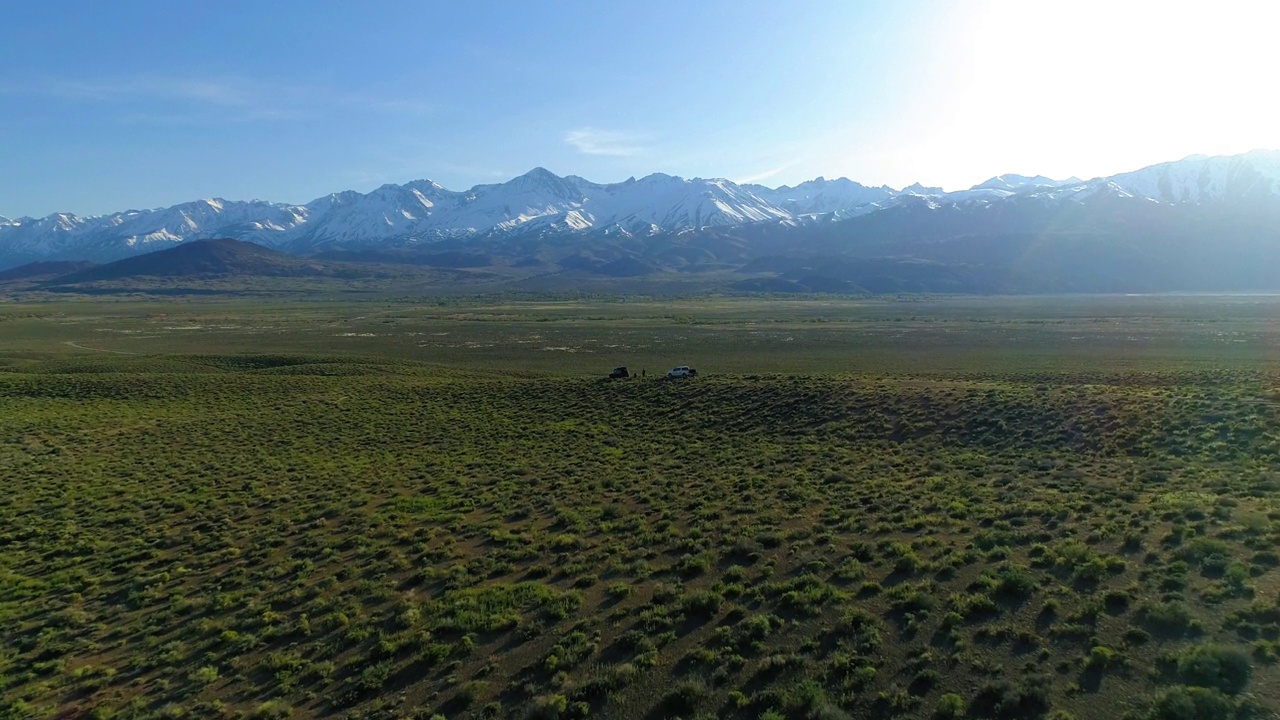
[1023,180,1142,205]
[4,150,1279,267]
[126,229,184,247]
[970,174,1075,192]
[1103,150,1280,204]
[748,177,897,215]
[901,182,945,196]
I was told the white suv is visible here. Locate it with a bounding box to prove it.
[667,365,697,379]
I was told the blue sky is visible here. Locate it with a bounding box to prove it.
[4,1,1278,217]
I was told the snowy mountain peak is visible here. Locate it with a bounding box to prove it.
[308,190,363,208]
[971,174,1070,192]
[1101,151,1280,204]
[508,166,575,190]
[637,172,683,185]
[481,167,586,204]
[1243,149,1280,162]
[748,176,897,216]
[5,150,1280,269]
[401,179,448,194]
[519,166,558,180]
[902,182,944,196]
[1028,180,1139,204]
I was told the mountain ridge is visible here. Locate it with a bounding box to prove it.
[16,153,1274,267]
[54,237,337,283]
[4,151,1280,295]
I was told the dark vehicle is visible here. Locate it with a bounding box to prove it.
[608,366,629,379]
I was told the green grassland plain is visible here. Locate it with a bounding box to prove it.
[3,295,1280,720]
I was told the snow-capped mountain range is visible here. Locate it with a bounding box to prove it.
[3,150,1280,268]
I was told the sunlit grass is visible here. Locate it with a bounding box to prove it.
[1,297,1278,719]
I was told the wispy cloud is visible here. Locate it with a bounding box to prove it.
[737,156,814,184]
[564,127,645,156]
[26,76,275,107]
[0,75,436,123]
[352,96,438,116]
[736,165,788,185]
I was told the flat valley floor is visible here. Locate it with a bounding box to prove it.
[3,295,1280,720]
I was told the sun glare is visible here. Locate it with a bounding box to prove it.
[893,0,1280,186]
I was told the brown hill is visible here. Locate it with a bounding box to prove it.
[0,260,98,282]
[54,238,352,282]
